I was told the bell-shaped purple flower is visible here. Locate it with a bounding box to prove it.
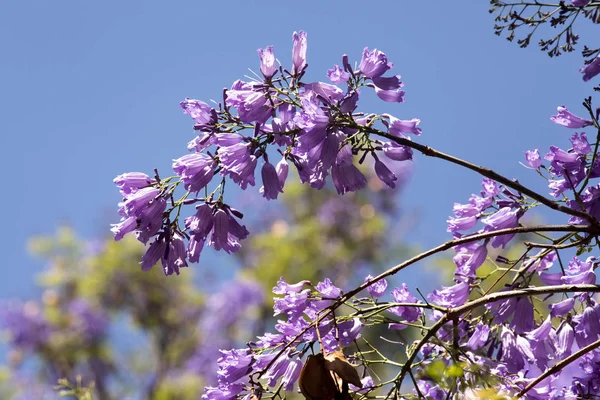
[481,207,521,248]
[180,98,216,126]
[141,236,166,271]
[525,149,542,168]
[316,278,341,298]
[218,141,257,190]
[258,46,276,79]
[570,132,591,155]
[510,297,535,334]
[327,65,350,84]
[162,232,188,276]
[331,161,367,195]
[261,161,283,200]
[281,359,302,391]
[292,31,307,75]
[273,278,310,295]
[447,215,477,232]
[557,323,574,357]
[382,142,413,161]
[359,47,392,79]
[374,159,397,188]
[550,106,593,128]
[113,172,153,196]
[276,158,289,189]
[208,208,249,254]
[574,305,600,347]
[580,56,600,82]
[365,275,387,298]
[466,323,490,351]
[173,153,216,192]
[387,116,421,136]
[372,75,403,91]
[428,281,470,307]
[389,284,422,322]
[374,87,405,103]
[216,348,253,384]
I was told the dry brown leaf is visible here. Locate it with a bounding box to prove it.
[323,350,362,388]
[299,353,338,400]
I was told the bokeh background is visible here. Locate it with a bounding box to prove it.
[0,1,596,398]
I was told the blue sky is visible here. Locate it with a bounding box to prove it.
[1,1,596,301]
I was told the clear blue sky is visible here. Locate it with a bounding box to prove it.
[0,1,596,300]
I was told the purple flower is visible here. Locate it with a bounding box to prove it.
[141,236,166,271]
[113,172,153,196]
[217,139,257,190]
[572,0,591,5]
[561,256,596,285]
[466,323,490,350]
[202,383,245,400]
[385,115,422,136]
[180,98,216,125]
[173,153,216,192]
[273,289,310,317]
[574,305,600,347]
[372,75,403,91]
[428,282,470,307]
[188,132,217,153]
[339,91,359,113]
[454,243,488,281]
[327,65,350,84]
[359,48,392,79]
[336,318,362,346]
[481,207,521,248]
[526,316,552,343]
[112,187,166,242]
[292,31,307,75]
[374,87,405,103]
[510,297,535,334]
[281,359,302,391]
[273,278,310,295]
[316,278,341,298]
[550,106,593,128]
[162,232,188,276]
[226,81,272,124]
[208,209,249,254]
[557,323,574,357]
[331,161,367,195]
[570,132,591,155]
[261,161,283,200]
[446,215,477,232]
[374,159,397,188]
[389,284,422,322]
[186,203,215,239]
[257,46,276,79]
[525,149,542,168]
[276,158,289,189]
[581,56,600,82]
[482,178,500,196]
[382,142,413,161]
[549,298,575,317]
[365,275,387,298]
[215,349,253,387]
[416,381,446,400]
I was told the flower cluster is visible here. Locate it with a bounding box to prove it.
[111,31,420,275]
[202,277,369,399]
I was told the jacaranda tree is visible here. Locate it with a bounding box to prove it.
[9,1,600,399]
